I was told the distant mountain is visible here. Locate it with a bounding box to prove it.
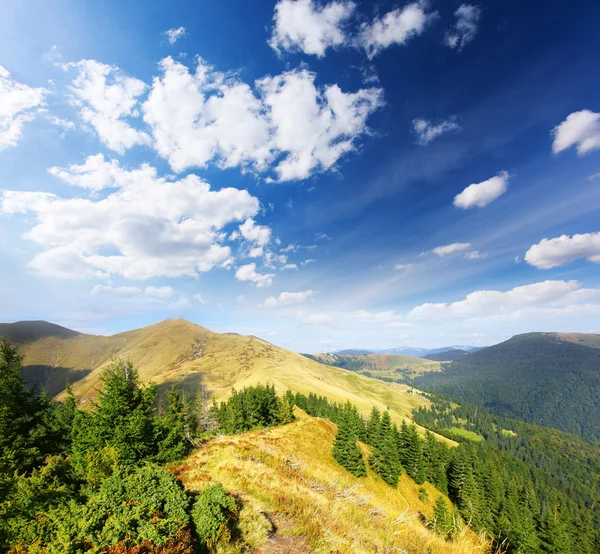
[374,345,482,357]
[0,319,427,424]
[422,349,471,361]
[0,320,80,343]
[415,332,600,442]
[333,348,374,355]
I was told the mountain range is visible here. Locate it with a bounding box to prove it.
[334,345,483,358]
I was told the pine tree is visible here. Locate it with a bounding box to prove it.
[431,496,454,539]
[155,385,189,463]
[333,411,366,477]
[539,501,573,554]
[369,411,401,487]
[400,423,425,484]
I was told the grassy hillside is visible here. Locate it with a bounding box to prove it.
[3,319,431,427]
[415,332,600,441]
[304,352,442,383]
[174,408,488,554]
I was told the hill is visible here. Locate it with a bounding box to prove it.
[175,408,487,554]
[0,319,431,427]
[422,349,471,362]
[303,351,442,383]
[415,332,600,441]
[0,320,80,343]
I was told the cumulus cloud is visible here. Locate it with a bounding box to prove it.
[239,218,271,246]
[143,57,383,181]
[66,59,151,153]
[269,0,355,57]
[235,263,274,287]
[263,290,315,307]
[432,242,471,256]
[1,157,262,279]
[525,232,600,269]
[410,280,584,319]
[453,171,509,209]
[165,26,186,45]
[0,66,47,151]
[552,110,600,155]
[412,117,460,145]
[359,2,432,59]
[445,4,481,50]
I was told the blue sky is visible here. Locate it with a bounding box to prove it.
[1,0,600,352]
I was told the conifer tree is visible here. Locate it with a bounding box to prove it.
[431,496,454,539]
[368,410,401,487]
[400,423,425,484]
[155,385,189,462]
[333,411,367,477]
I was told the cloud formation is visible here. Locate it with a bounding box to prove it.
[142,57,383,181]
[269,0,355,57]
[66,60,151,154]
[235,263,275,287]
[412,117,460,145]
[525,232,600,269]
[445,4,481,50]
[432,242,472,256]
[359,3,432,59]
[552,109,600,155]
[263,290,315,307]
[410,280,587,319]
[1,156,261,279]
[0,66,47,151]
[165,27,186,45]
[453,170,509,209]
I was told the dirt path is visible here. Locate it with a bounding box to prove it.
[256,515,314,554]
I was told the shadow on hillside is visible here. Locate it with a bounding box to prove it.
[156,371,210,400]
[21,365,93,397]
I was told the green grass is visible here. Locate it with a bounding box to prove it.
[445,427,484,442]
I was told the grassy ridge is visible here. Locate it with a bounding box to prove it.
[9,319,432,429]
[174,408,488,554]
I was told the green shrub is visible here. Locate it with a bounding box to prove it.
[191,484,238,549]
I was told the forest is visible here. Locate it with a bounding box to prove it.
[1,337,598,553]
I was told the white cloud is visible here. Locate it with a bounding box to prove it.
[552,110,600,155]
[281,263,298,270]
[257,68,383,181]
[394,263,413,271]
[432,242,471,256]
[145,285,174,298]
[412,117,460,145]
[0,66,47,151]
[49,154,125,191]
[66,59,151,153]
[165,26,186,45]
[235,263,274,287]
[239,218,271,246]
[453,170,509,209]
[143,57,382,181]
[359,2,432,59]
[315,232,331,240]
[445,4,481,50]
[91,284,142,296]
[525,232,600,269]
[263,290,315,307]
[464,250,482,260]
[410,280,583,319]
[301,258,316,266]
[193,292,206,304]
[269,0,356,57]
[302,313,334,325]
[1,157,262,279]
[350,309,396,322]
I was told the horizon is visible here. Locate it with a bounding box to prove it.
[1,0,600,352]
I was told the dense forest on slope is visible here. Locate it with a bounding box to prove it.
[414,333,600,441]
[422,349,470,361]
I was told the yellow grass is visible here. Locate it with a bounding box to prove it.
[18,319,454,442]
[174,409,489,554]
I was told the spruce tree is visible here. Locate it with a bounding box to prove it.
[368,411,401,487]
[333,411,366,477]
[155,385,189,463]
[431,496,454,539]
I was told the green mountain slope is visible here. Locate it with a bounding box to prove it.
[422,349,470,361]
[303,351,442,383]
[415,332,600,441]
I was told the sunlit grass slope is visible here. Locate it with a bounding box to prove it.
[174,409,488,554]
[308,352,443,381]
[14,318,430,425]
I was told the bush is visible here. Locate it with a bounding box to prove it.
[191,484,238,549]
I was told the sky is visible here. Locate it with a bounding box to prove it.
[1,0,600,353]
